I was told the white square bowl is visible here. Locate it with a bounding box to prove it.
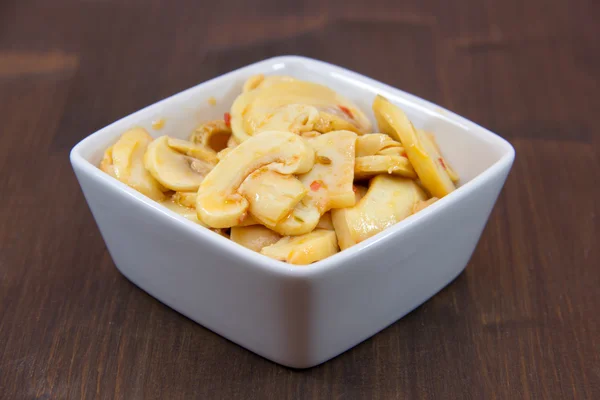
[70,56,514,368]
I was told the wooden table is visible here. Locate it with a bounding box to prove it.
[1,0,598,398]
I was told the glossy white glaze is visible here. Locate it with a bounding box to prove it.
[70,56,515,368]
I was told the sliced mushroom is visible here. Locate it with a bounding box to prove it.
[196,130,315,228]
[160,197,207,227]
[262,130,356,236]
[331,175,427,250]
[230,225,281,252]
[167,137,218,163]
[270,199,321,236]
[355,133,405,157]
[354,155,416,179]
[421,130,459,183]
[99,128,166,201]
[329,186,366,250]
[230,79,371,142]
[230,89,260,142]
[372,95,455,198]
[299,130,358,210]
[312,107,365,134]
[144,136,217,192]
[254,104,320,135]
[239,168,307,227]
[261,229,339,265]
[189,120,232,153]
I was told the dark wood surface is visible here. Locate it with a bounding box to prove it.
[1,0,598,398]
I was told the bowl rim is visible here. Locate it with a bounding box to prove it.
[70,55,515,278]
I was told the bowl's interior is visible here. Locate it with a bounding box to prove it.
[75,56,512,191]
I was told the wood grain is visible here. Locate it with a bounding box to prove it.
[0,0,598,398]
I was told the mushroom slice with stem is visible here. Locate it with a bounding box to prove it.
[331,175,427,250]
[230,225,281,252]
[239,168,307,227]
[144,136,218,192]
[270,199,322,236]
[269,130,357,236]
[100,127,166,201]
[372,95,455,198]
[261,229,339,265]
[230,80,371,142]
[196,130,315,228]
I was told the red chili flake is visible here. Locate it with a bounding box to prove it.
[438,157,447,170]
[339,105,353,119]
[352,185,358,193]
[224,112,231,127]
[310,180,322,191]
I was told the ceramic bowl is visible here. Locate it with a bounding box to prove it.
[70,56,515,368]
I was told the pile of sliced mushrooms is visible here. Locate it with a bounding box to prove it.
[100,75,459,265]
